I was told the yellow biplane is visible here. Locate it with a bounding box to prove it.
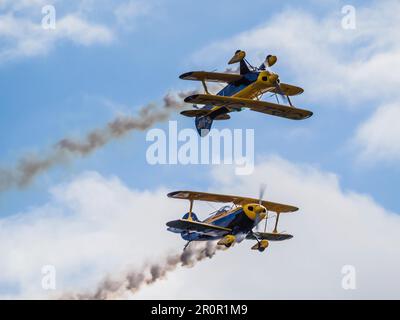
[166,188,298,252]
[180,50,313,136]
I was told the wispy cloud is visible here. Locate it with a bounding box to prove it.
[0,0,160,62]
[192,1,400,165]
[0,1,114,61]
[114,0,152,29]
[354,103,400,163]
[193,1,400,107]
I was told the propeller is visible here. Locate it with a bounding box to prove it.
[264,210,269,232]
[259,54,289,103]
[274,79,289,104]
[258,183,266,205]
[255,184,267,232]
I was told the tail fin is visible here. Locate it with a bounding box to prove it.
[195,115,213,137]
[182,212,200,221]
[239,59,250,75]
[227,50,250,75]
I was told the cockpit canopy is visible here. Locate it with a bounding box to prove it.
[209,205,233,217]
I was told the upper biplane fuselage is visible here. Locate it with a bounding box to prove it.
[208,70,279,111]
[181,69,279,114]
[180,50,312,136]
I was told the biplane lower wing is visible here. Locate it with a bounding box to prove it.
[168,191,298,213]
[179,71,242,83]
[166,219,231,235]
[184,94,313,120]
[246,232,293,241]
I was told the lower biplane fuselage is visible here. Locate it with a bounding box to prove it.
[176,204,266,242]
[166,190,297,251]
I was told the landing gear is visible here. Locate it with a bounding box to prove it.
[251,240,269,252]
[217,235,236,248]
[250,231,269,252]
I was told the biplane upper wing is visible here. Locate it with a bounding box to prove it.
[179,71,242,83]
[184,94,313,120]
[166,219,231,235]
[168,191,298,213]
[246,232,293,241]
[270,83,304,96]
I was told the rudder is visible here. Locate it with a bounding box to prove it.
[195,116,213,137]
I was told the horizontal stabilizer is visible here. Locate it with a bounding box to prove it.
[180,109,211,118]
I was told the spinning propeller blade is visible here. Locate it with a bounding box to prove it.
[255,184,267,231]
[274,80,289,103]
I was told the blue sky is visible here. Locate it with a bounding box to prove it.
[1,0,400,298]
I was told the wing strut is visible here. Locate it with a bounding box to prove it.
[287,95,293,107]
[273,212,281,233]
[201,80,210,94]
[188,199,194,221]
[264,210,269,232]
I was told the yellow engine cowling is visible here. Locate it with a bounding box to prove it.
[251,240,269,252]
[217,235,236,247]
[234,71,279,100]
[242,203,267,221]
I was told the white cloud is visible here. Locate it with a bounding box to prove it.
[354,103,400,162]
[0,2,114,62]
[0,171,184,298]
[55,15,113,46]
[192,1,400,165]
[193,1,400,107]
[114,0,152,29]
[0,0,49,11]
[1,157,400,299]
[0,0,157,61]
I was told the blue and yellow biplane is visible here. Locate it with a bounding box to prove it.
[180,50,313,136]
[166,188,298,252]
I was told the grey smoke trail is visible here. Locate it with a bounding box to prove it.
[224,66,239,74]
[0,90,199,193]
[62,241,223,300]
